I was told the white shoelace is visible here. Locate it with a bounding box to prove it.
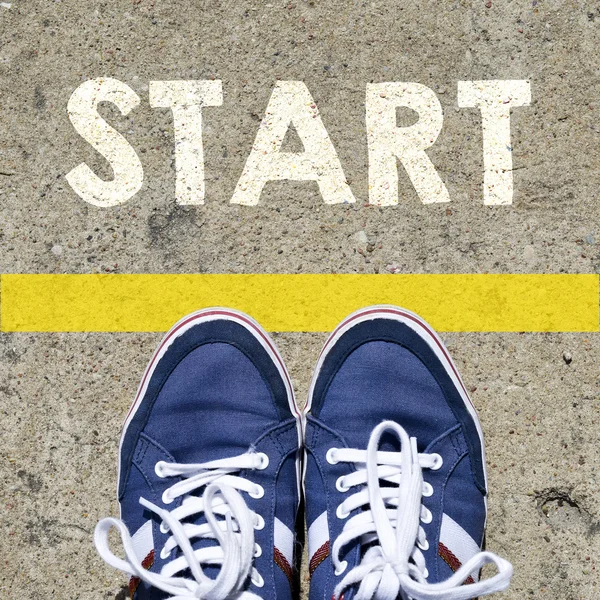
[330,421,513,600]
[95,452,269,600]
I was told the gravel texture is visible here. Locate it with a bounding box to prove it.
[1,1,600,598]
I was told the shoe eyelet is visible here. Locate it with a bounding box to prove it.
[430,453,443,471]
[254,515,265,530]
[420,508,433,525]
[155,462,165,478]
[336,476,349,493]
[335,561,348,576]
[162,490,174,505]
[249,485,265,499]
[326,448,339,465]
[417,539,429,551]
[422,482,433,498]
[256,453,269,470]
[160,522,169,534]
[160,546,170,560]
[336,504,350,520]
[252,572,265,588]
[254,544,262,558]
[423,568,429,579]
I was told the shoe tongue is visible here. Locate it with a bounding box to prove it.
[195,489,241,581]
[377,430,404,453]
[151,486,240,586]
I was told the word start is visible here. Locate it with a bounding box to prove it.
[66,78,531,208]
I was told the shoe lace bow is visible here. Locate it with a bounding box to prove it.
[95,452,267,600]
[331,421,513,600]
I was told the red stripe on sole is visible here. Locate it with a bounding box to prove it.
[274,546,294,586]
[128,549,155,598]
[438,542,475,585]
[309,540,330,576]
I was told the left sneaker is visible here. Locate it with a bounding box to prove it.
[94,308,302,600]
[303,305,513,600]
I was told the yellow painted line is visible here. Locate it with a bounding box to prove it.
[1,274,597,332]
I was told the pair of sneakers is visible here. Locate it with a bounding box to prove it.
[95,306,513,600]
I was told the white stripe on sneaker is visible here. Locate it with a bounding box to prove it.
[274,517,295,584]
[439,513,481,583]
[307,511,330,576]
[274,517,294,567]
[131,520,154,565]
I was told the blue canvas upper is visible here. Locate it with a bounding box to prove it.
[118,314,300,600]
[305,312,488,600]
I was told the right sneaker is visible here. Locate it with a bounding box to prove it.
[303,306,513,600]
[94,308,302,600]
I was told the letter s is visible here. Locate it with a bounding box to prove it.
[66,78,143,207]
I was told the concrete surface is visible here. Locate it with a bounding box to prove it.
[1,0,600,598]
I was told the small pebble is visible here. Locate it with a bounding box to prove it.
[355,230,369,245]
[51,245,63,256]
[523,245,535,262]
[563,351,572,365]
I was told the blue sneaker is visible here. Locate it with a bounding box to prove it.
[95,308,302,600]
[303,306,513,600]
